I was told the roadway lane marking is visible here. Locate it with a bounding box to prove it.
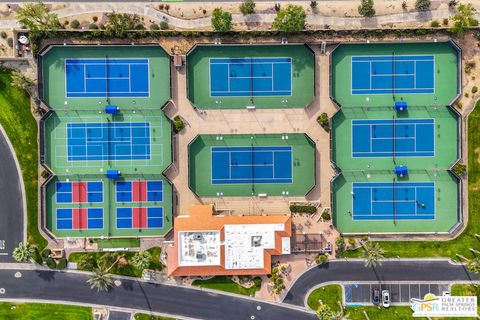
[0,253,8,256]
[0,240,5,250]
[14,272,21,278]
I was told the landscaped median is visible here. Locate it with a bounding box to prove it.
[192,276,262,297]
[135,313,176,320]
[69,247,163,278]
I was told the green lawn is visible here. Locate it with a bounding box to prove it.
[307,285,343,312]
[451,283,480,319]
[0,302,92,320]
[0,70,47,249]
[69,247,163,277]
[344,103,480,259]
[134,313,176,320]
[344,306,423,320]
[93,238,140,249]
[191,276,261,297]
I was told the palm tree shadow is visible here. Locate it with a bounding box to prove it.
[35,270,56,282]
[136,280,153,313]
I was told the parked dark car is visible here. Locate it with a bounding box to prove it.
[372,288,380,305]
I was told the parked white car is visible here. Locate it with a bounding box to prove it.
[382,290,390,308]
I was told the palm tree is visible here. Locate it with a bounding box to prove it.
[316,303,336,320]
[86,255,122,292]
[131,250,152,270]
[467,257,480,274]
[455,254,480,274]
[86,269,113,292]
[361,242,385,268]
[12,242,36,263]
[470,248,480,255]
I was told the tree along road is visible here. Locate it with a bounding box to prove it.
[0,268,316,320]
[283,260,480,307]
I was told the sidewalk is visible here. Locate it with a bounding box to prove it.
[0,3,473,30]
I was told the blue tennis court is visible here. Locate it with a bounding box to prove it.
[352,182,435,220]
[56,181,103,203]
[210,57,292,97]
[352,119,435,158]
[116,180,163,202]
[351,55,434,95]
[67,122,151,161]
[211,146,292,184]
[116,207,163,229]
[56,208,104,230]
[65,58,149,98]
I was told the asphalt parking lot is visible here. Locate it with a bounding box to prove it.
[108,311,132,320]
[344,282,450,305]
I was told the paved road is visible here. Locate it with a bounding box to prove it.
[283,260,480,307]
[0,128,24,263]
[0,269,316,320]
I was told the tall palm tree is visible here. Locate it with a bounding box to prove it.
[86,255,122,292]
[467,257,480,274]
[470,248,480,255]
[86,269,113,292]
[12,242,36,263]
[361,242,385,268]
[131,250,152,270]
[455,254,480,274]
[316,304,336,320]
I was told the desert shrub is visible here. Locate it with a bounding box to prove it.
[452,162,467,177]
[70,19,80,29]
[160,21,169,30]
[315,254,328,265]
[56,258,67,269]
[317,112,330,131]
[173,116,185,133]
[150,23,159,30]
[321,209,331,221]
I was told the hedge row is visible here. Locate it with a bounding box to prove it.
[290,205,317,214]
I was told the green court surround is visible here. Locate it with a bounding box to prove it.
[330,41,461,234]
[332,106,459,171]
[187,44,315,109]
[41,45,171,110]
[333,170,459,234]
[188,134,316,197]
[40,45,173,238]
[331,41,460,108]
